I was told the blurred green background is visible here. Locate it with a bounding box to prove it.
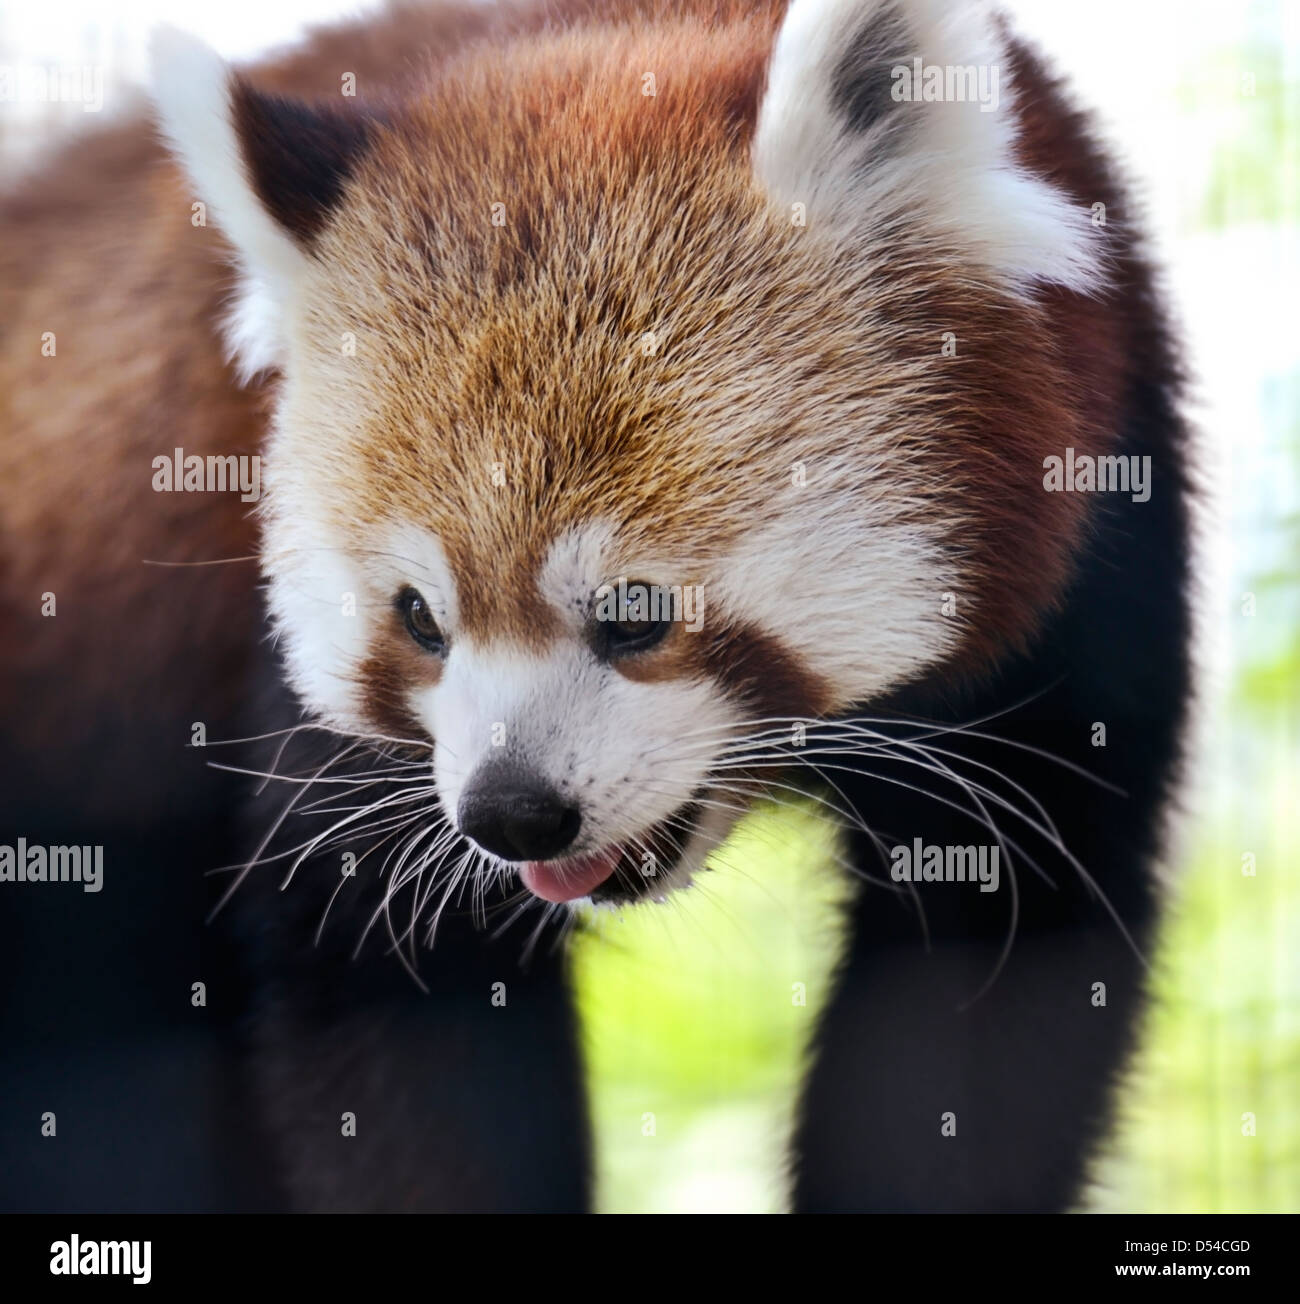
[573,0,1300,1213]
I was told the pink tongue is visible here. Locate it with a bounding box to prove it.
[520,848,621,903]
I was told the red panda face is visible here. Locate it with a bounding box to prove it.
[153,0,1109,905]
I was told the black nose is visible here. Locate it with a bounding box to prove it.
[457,767,582,862]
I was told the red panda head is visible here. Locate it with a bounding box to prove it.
[152,0,1108,905]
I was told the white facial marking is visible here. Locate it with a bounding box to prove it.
[715,493,962,705]
[417,641,739,860]
[369,525,460,632]
[538,520,619,629]
[261,511,368,728]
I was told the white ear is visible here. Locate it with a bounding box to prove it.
[754,0,1104,296]
[149,26,306,381]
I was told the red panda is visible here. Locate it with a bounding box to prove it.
[0,0,1191,1213]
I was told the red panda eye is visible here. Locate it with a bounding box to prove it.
[593,580,673,659]
[610,615,666,647]
[396,587,445,654]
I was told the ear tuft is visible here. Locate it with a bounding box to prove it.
[754,0,1106,297]
[227,81,382,247]
[149,26,383,383]
[150,26,305,381]
[149,27,305,273]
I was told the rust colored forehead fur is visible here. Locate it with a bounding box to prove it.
[289,11,1105,660]
[298,18,779,639]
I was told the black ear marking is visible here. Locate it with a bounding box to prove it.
[229,79,386,247]
[830,3,914,136]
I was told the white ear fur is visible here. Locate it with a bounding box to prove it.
[149,26,306,381]
[754,0,1105,296]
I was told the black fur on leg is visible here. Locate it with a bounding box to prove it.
[792,371,1193,1212]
